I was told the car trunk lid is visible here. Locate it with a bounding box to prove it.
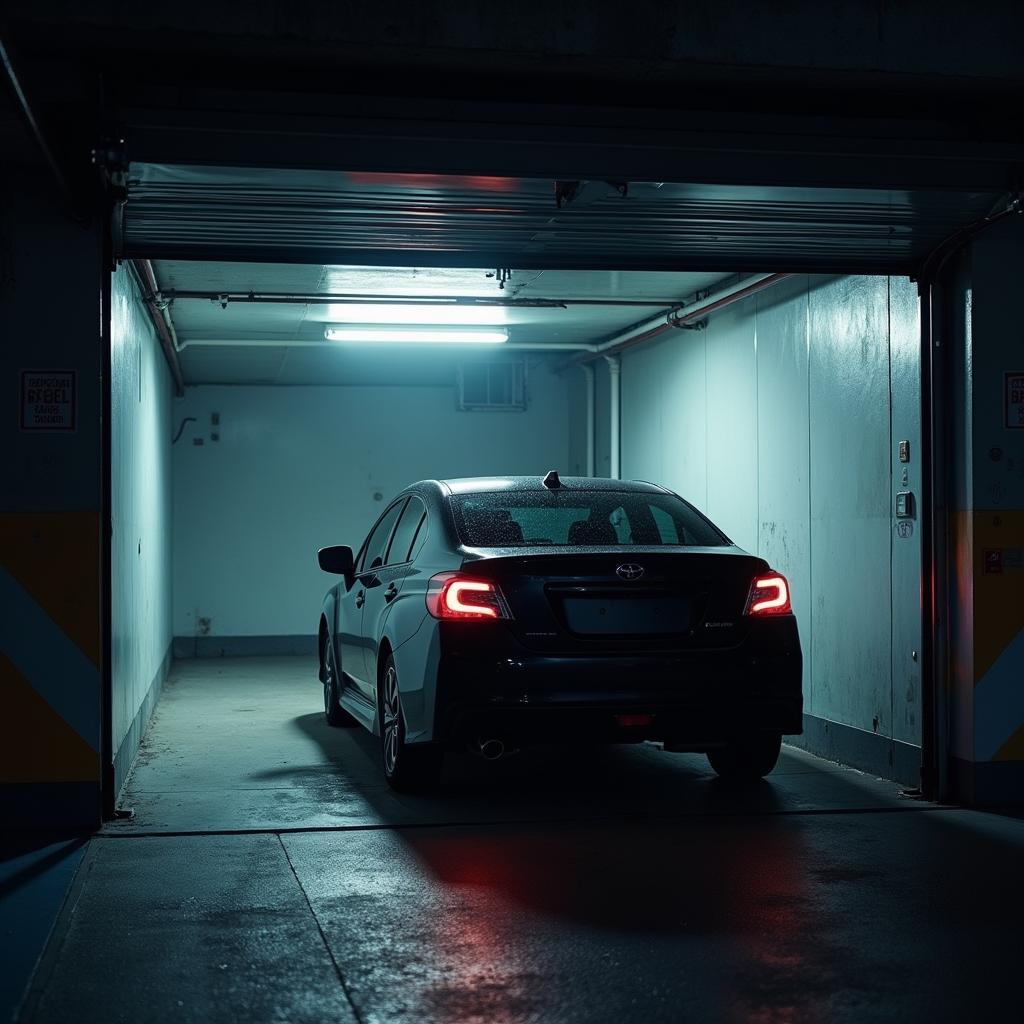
[461,547,768,652]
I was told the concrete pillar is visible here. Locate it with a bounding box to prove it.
[947,216,1024,803]
[0,172,106,828]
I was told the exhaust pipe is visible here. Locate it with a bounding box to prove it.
[476,738,506,761]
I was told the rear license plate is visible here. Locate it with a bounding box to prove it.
[560,595,690,636]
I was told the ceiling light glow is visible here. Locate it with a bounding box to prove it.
[324,303,507,325]
[325,326,508,344]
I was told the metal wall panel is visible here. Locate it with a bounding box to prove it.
[808,276,892,734]
[617,273,921,764]
[705,305,758,552]
[110,266,174,792]
[755,276,813,706]
[593,358,611,478]
[888,277,923,748]
[567,369,589,477]
[620,340,664,484]
[621,330,708,507]
[661,332,709,512]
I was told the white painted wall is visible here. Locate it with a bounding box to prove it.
[172,362,570,638]
[110,266,174,780]
[615,275,922,756]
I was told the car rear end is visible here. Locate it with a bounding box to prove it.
[428,482,803,753]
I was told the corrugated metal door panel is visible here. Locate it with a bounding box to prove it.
[121,163,1006,273]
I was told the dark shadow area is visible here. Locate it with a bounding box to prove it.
[284,710,799,821]
[977,804,1024,820]
[283,709,911,830]
[0,834,88,1023]
[0,834,87,901]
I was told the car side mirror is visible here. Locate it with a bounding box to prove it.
[318,545,354,577]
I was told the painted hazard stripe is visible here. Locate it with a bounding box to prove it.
[974,625,1024,762]
[0,566,99,752]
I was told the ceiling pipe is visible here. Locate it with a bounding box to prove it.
[176,338,596,352]
[161,290,694,309]
[130,259,185,396]
[564,273,790,368]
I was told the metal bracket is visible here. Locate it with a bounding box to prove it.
[667,311,707,331]
[91,134,129,186]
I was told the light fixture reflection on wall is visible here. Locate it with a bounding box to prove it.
[325,326,508,344]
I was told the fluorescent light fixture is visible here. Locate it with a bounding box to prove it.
[324,303,507,325]
[325,326,508,344]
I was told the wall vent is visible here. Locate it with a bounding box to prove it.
[457,359,528,411]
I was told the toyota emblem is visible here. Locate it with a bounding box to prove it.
[616,563,645,581]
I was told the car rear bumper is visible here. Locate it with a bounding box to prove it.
[433,618,803,747]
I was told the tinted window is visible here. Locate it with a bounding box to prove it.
[385,497,425,565]
[408,511,429,561]
[359,500,406,573]
[650,504,680,544]
[450,490,726,548]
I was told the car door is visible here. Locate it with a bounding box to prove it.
[358,496,426,685]
[338,500,405,697]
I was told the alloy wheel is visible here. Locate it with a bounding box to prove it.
[382,664,401,775]
[323,641,334,715]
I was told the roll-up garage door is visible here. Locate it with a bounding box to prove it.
[120,162,1009,275]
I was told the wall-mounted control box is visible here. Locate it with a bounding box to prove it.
[895,491,914,518]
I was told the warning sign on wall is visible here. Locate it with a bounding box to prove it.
[1007,371,1024,430]
[20,370,76,431]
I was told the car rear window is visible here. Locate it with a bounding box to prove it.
[450,490,727,547]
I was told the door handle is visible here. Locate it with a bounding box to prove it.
[384,582,398,603]
[355,590,365,609]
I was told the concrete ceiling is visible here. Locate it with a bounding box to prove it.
[153,261,730,386]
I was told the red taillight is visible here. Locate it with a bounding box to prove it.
[745,572,792,616]
[426,573,509,620]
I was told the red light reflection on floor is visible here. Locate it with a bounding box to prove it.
[407,834,543,1024]
[403,818,835,1024]
[726,834,833,1024]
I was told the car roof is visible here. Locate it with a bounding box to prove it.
[430,476,670,496]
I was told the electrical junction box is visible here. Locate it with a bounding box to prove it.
[895,491,914,518]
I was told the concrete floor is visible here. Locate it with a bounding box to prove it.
[19,657,1024,1022]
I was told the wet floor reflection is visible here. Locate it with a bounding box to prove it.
[285,712,846,1024]
[286,713,857,1020]
[89,664,1024,1022]
[401,812,838,1023]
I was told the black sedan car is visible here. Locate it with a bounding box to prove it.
[318,473,802,790]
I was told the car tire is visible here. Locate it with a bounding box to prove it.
[322,635,357,727]
[378,654,443,792]
[707,732,782,781]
